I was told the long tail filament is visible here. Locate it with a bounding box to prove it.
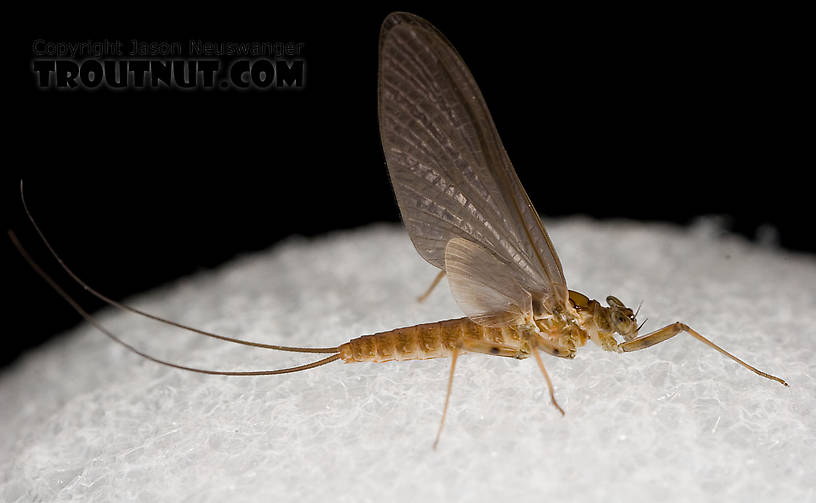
[11,182,341,376]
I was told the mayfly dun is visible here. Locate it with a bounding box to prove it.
[11,12,787,448]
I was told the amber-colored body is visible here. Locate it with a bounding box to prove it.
[341,318,529,363]
[338,290,638,365]
[9,12,788,451]
[338,283,786,396]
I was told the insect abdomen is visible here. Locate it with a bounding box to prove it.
[339,318,512,363]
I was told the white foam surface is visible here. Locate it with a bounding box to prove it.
[2,219,814,502]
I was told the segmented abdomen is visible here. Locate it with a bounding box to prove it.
[338,317,520,363]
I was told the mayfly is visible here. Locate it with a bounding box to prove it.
[12,12,787,448]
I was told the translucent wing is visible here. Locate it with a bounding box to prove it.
[378,12,568,322]
[445,238,532,327]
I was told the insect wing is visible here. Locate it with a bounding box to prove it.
[445,237,533,327]
[378,12,568,321]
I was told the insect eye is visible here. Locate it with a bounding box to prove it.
[606,296,625,309]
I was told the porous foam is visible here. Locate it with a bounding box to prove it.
[2,219,814,502]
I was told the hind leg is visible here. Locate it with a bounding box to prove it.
[433,345,459,449]
[417,270,446,303]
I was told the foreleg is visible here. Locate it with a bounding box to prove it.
[618,322,787,386]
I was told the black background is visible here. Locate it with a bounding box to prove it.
[4,4,809,370]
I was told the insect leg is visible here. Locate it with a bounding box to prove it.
[417,270,446,303]
[618,322,788,386]
[530,345,565,416]
[433,344,459,449]
[462,338,526,358]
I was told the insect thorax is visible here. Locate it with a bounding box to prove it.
[561,289,641,352]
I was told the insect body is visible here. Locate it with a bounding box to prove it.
[13,12,787,448]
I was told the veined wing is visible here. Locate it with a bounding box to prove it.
[444,237,532,327]
[378,12,567,320]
